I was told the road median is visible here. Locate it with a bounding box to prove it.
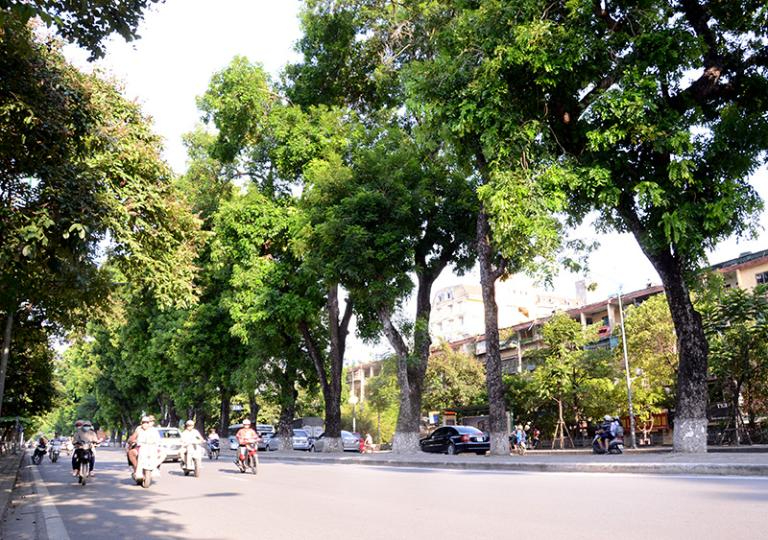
[255,449,768,477]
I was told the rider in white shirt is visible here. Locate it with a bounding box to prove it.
[179,420,205,464]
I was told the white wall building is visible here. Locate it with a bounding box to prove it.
[430,278,582,343]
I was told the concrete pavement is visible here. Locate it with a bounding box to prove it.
[5,447,768,540]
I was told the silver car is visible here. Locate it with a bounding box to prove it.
[309,430,360,452]
[292,429,311,451]
[157,427,183,462]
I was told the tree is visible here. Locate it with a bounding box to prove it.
[198,57,365,451]
[0,26,200,419]
[287,0,567,455]
[532,313,616,448]
[298,116,477,453]
[620,294,678,444]
[365,357,399,444]
[422,344,486,414]
[701,285,768,444]
[1,0,162,59]
[401,0,768,453]
[212,187,320,450]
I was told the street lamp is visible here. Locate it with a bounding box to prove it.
[616,289,638,449]
[348,393,359,433]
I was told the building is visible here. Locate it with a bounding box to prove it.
[709,248,768,289]
[346,360,383,402]
[430,279,581,343]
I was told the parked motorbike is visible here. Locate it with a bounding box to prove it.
[132,443,164,488]
[181,443,202,477]
[73,445,94,485]
[235,442,258,474]
[31,443,47,465]
[592,430,624,454]
[207,439,220,460]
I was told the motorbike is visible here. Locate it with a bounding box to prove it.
[181,443,202,477]
[73,445,94,485]
[49,444,61,463]
[132,443,165,488]
[31,443,47,465]
[592,430,624,454]
[207,438,220,460]
[235,442,258,474]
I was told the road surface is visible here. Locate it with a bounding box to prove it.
[4,447,767,539]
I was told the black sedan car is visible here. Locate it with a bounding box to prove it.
[419,426,490,455]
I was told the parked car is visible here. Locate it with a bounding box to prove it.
[309,430,361,452]
[292,429,311,451]
[419,426,490,455]
[157,427,183,461]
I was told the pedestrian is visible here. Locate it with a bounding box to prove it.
[364,432,374,453]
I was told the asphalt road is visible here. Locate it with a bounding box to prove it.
[9,447,768,540]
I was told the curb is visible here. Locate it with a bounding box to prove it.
[0,450,26,522]
[255,453,768,477]
[29,460,71,540]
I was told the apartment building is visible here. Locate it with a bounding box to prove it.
[430,280,581,343]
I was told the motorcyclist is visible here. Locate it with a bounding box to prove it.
[133,415,161,478]
[207,428,220,457]
[599,414,615,452]
[72,420,99,476]
[234,419,260,463]
[33,436,48,462]
[49,436,62,460]
[179,420,205,466]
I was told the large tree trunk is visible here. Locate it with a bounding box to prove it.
[249,393,260,423]
[618,196,709,454]
[383,271,436,454]
[218,388,231,437]
[0,309,14,420]
[299,285,352,453]
[647,250,709,453]
[275,366,298,452]
[477,211,510,455]
[194,407,206,436]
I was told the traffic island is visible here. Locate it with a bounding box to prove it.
[255,448,768,477]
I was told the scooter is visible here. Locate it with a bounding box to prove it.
[49,444,61,463]
[592,431,624,454]
[73,445,93,485]
[132,444,164,488]
[235,442,258,474]
[181,443,202,477]
[207,438,220,460]
[31,443,47,465]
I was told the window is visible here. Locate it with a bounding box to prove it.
[757,272,768,284]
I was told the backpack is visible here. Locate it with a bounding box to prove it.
[614,421,624,437]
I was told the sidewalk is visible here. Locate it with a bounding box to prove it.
[0,450,25,521]
[255,447,768,476]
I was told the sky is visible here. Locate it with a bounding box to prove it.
[63,0,768,360]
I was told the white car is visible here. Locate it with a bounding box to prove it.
[157,428,183,462]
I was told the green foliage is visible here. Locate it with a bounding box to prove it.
[618,295,677,425]
[701,285,768,424]
[1,0,162,59]
[423,345,486,412]
[532,313,618,423]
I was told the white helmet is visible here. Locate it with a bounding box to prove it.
[604,415,613,421]
[242,419,251,426]
[185,420,194,427]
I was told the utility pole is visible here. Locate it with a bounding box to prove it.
[617,290,637,449]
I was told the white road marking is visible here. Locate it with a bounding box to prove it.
[29,462,72,540]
